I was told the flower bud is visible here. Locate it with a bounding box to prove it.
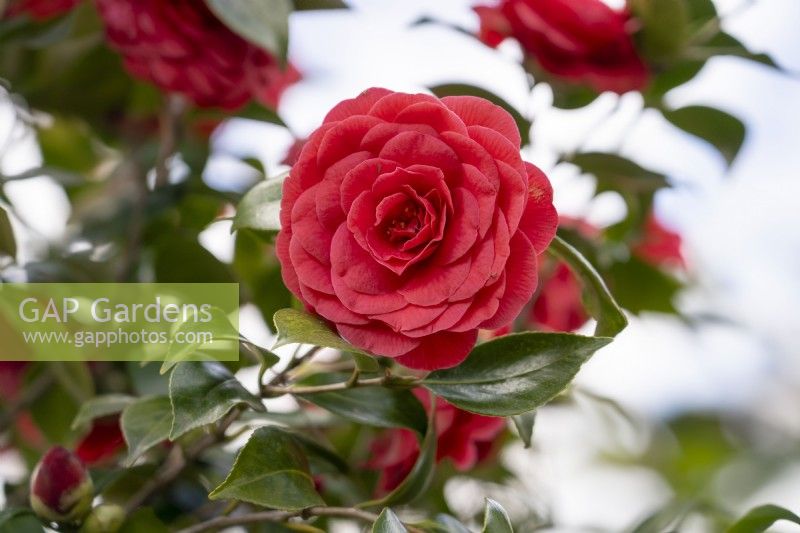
[30,446,94,524]
[80,503,125,533]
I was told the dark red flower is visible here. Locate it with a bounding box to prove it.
[3,0,79,20]
[632,214,684,267]
[368,390,505,493]
[474,0,649,94]
[74,416,125,466]
[276,88,557,370]
[0,361,28,399]
[95,0,300,110]
[30,446,94,523]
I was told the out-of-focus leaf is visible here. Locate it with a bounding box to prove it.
[691,32,782,70]
[423,332,611,416]
[37,116,101,174]
[359,407,437,507]
[429,84,531,146]
[154,234,234,283]
[160,306,240,374]
[120,396,173,466]
[273,308,371,356]
[29,364,93,443]
[432,514,472,533]
[569,152,668,195]
[0,207,16,259]
[482,498,514,533]
[233,230,292,331]
[71,394,134,430]
[630,0,689,60]
[629,500,695,533]
[685,0,717,25]
[118,508,169,533]
[511,411,536,448]
[373,508,408,533]
[204,0,292,62]
[298,374,427,434]
[0,508,45,533]
[550,82,600,110]
[662,105,745,165]
[606,256,682,314]
[549,236,628,337]
[727,504,800,533]
[232,173,287,235]
[209,426,325,510]
[169,362,264,439]
[293,0,348,9]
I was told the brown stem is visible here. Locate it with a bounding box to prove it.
[174,506,381,533]
[262,375,417,396]
[153,94,186,188]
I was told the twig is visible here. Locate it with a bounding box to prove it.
[262,375,418,396]
[153,94,186,188]
[174,506,382,533]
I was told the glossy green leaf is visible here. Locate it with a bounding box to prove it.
[433,514,472,533]
[569,152,668,195]
[71,394,134,430]
[273,308,372,356]
[662,105,745,165]
[423,332,612,416]
[204,0,292,62]
[160,306,240,374]
[483,499,514,533]
[727,505,800,533]
[511,411,536,448]
[548,236,628,337]
[298,374,427,434]
[0,508,45,533]
[293,0,347,9]
[360,407,437,507]
[209,426,325,510]
[430,84,531,146]
[234,230,292,331]
[232,173,288,234]
[606,256,681,314]
[118,508,169,533]
[373,508,408,533]
[0,207,16,259]
[120,396,173,466]
[169,362,264,439]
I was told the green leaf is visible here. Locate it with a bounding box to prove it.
[606,257,682,314]
[120,396,173,466]
[483,498,514,533]
[209,426,325,510]
[0,508,45,533]
[429,84,531,146]
[160,306,240,374]
[273,308,372,356]
[154,234,234,283]
[293,0,347,9]
[298,374,427,434]
[118,508,169,533]
[0,207,16,259]
[204,0,292,63]
[360,405,437,508]
[169,362,264,439]
[234,230,292,331]
[71,394,134,431]
[433,514,472,533]
[630,0,689,60]
[423,332,612,416]
[511,411,536,448]
[727,505,800,533]
[662,105,745,165]
[373,508,408,533]
[232,173,288,234]
[569,152,669,195]
[548,236,628,337]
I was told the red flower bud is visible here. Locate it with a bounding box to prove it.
[30,446,94,524]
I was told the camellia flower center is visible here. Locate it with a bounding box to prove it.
[384,201,424,244]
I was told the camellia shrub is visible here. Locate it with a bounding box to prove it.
[0,1,797,532]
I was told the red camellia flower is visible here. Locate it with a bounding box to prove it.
[74,416,125,466]
[276,88,558,370]
[30,446,94,523]
[632,214,684,267]
[474,0,649,94]
[3,0,79,20]
[95,0,301,110]
[368,390,505,493]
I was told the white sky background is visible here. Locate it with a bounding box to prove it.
[2,0,800,529]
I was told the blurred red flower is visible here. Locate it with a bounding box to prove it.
[474,0,649,94]
[3,0,79,21]
[95,0,300,110]
[368,389,505,493]
[74,416,125,466]
[632,214,685,267]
